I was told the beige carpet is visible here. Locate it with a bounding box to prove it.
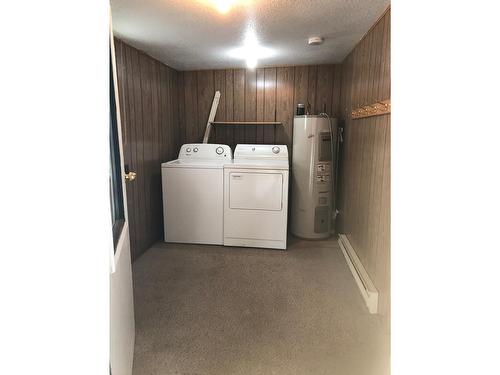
[131,237,389,375]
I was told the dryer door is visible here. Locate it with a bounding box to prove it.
[229,172,283,211]
[224,168,289,249]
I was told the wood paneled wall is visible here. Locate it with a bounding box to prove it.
[337,8,391,328]
[114,38,181,261]
[178,65,342,152]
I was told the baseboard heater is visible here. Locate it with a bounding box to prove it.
[338,234,378,314]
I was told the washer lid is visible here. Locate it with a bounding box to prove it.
[161,160,226,169]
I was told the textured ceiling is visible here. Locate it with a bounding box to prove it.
[111,0,390,71]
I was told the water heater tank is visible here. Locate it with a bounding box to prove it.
[291,115,337,239]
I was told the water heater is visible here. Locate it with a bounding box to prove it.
[291,115,337,239]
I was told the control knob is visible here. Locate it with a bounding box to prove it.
[193,147,198,153]
[272,146,280,154]
[215,146,224,155]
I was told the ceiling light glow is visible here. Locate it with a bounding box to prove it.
[227,27,275,69]
[246,58,257,69]
[214,0,233,14]
[200,0,252,14]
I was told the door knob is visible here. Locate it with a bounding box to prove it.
[124,164,136,182]
[124,171,137,182]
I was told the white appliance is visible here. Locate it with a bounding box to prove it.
[291,115,337,239]
[224,144,289,250]
[161,143,232,245]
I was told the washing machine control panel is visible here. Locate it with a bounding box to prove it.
[178,144,232,160]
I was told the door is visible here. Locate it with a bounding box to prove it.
[109,17,135,375]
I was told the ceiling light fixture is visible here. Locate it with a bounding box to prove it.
[227,26,274,69]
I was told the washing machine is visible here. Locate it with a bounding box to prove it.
[223,144,289,250]
[161,143,232,245]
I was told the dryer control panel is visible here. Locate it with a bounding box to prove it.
[234,144,288,160]
[178,144,232,160]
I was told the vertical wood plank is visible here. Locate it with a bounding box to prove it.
[233,69,246,146]
[153,61,164,241]
[214,69,226,144]
[366,22,380,104]
[255,68,265,143]
[244,68,257,144]
[158,65,166,162]
[375,115,390,320]
[125,44,138,256]
[196,70,214,142]
[183,71,198,143]
[358,30,376,263]
[351,45,361,108]
[275,66,294,150]
[140,53,154,248]
[381,12,391,100]
[307,65,318,114]
[130,48,146,258]
[171,70,179,158]
[117,41,137,255]
[293,65,309,115]
[177,71,185,150]
[316,64,334,115]
[225,69,234,149]
[166,67,176,160]
[161,66,169,160]
[263,67,277,144]
[331,64,342,117]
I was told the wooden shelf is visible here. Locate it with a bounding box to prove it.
[210,121,282,126]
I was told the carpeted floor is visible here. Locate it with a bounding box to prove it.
[131,237,389,375]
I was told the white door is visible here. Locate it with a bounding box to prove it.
[109,18,135,375]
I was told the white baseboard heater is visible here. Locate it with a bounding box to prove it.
[338,234,379,314]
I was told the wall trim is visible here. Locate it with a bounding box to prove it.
[338,234,379,313]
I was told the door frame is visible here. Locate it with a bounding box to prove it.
[109,9,135,375]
